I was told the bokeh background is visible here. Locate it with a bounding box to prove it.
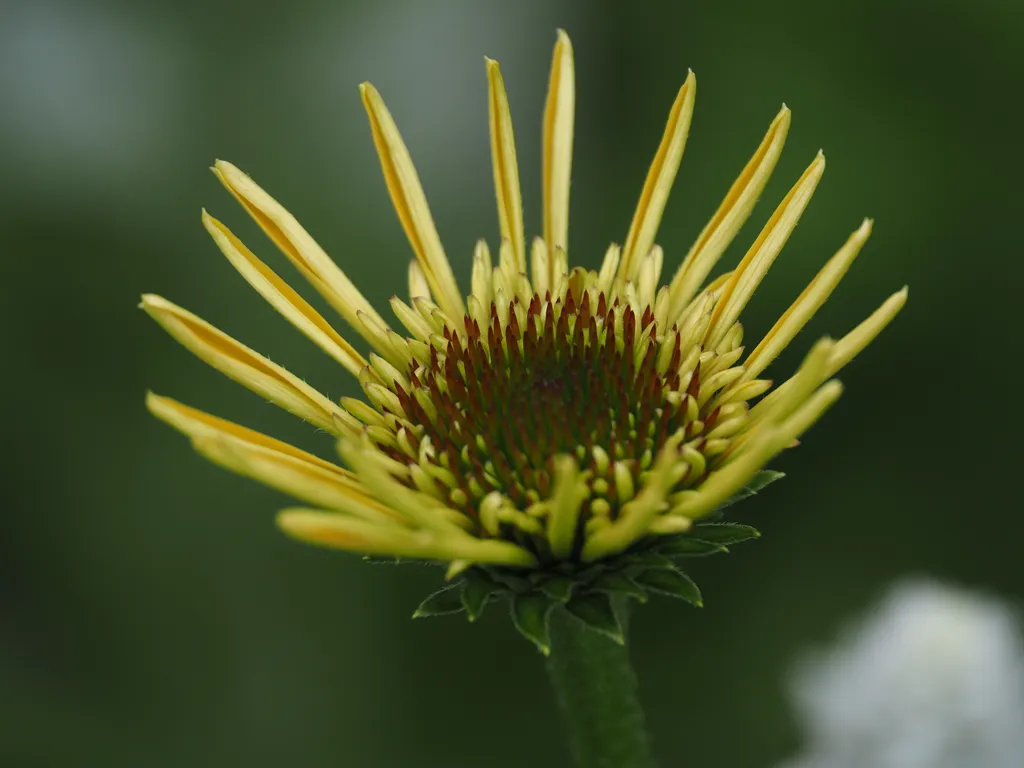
[2,0,1021,765]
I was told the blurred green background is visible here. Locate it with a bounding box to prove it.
[2,0,1020,765]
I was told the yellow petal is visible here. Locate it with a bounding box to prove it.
[667,105,791,319]
[193,435,403,526]
[202,211,366,377]
[750,288,907,424]
[542,29,575,271]
[211,160,388,353]
[141,294,344,433]
[278,508,537,566]
[826,286,907,376]
[277,509,434,558]
[359,82,464,321]
[741,218,872,381]
[618,71,697,284]
[704,151,826,348]
[147,392,355,472]
[486,58,526,273]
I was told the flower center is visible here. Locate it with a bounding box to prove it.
[388,287,748,560]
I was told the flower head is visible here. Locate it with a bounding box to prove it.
[144,31,904,647]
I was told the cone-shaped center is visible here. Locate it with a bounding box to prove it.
[391,291,726,549]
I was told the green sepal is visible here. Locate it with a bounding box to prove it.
[566,592,625,645]
[412,582,466,618]
[593,573,648,602]
[633,568,702,607]
[690,522,760,545]
[719,469,785,509]
[655,537,729,557]
[540,575,576,602]
[487,569,532,593]
[511,593,556,655]
[461,576,499,622]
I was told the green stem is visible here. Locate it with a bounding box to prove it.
[545,602,657,768]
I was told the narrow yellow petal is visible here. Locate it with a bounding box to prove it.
[486,58,526,273]
[618,71,697,284]
[749,288,907,424]
[705,151,826,348]
[408,259,431,301]
[147,392,353,472]
[202,211,366,377]
[542,29,575,270]
[194,435,404,526]
[826,286,907,376]
[278,509,537,566]
[741,218,872,381]
[277,509,435,558]
[141,294,344,433]
[668,106,792,319]
[359,83,464,320]
[211,161,389,353]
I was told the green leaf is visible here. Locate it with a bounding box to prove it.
[511,593,556,654]
[633,568,702,607]
[412,583,465,618]
[461,577,498,622]
[654,537,729,557]
[540,576,576,602]
[566,592,625,644]
[691,522,760,545]
[720,470,785,509]
[593,573,647,602]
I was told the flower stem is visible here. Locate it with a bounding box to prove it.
[545,600,657,767]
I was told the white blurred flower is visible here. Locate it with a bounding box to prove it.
[781,580,1024,768]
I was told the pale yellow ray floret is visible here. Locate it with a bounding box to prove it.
[140,295,349,433]
[202,210,366,376]
[212,161,388,349]
[542,29,575,274]
[486,57,527,273]
[739,218,874,383]
[667,105,792,322]
[618,71,697,285]
[359,83,465,322]
[704,150,826,348]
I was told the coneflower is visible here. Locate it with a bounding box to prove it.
[143,30,904,766]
